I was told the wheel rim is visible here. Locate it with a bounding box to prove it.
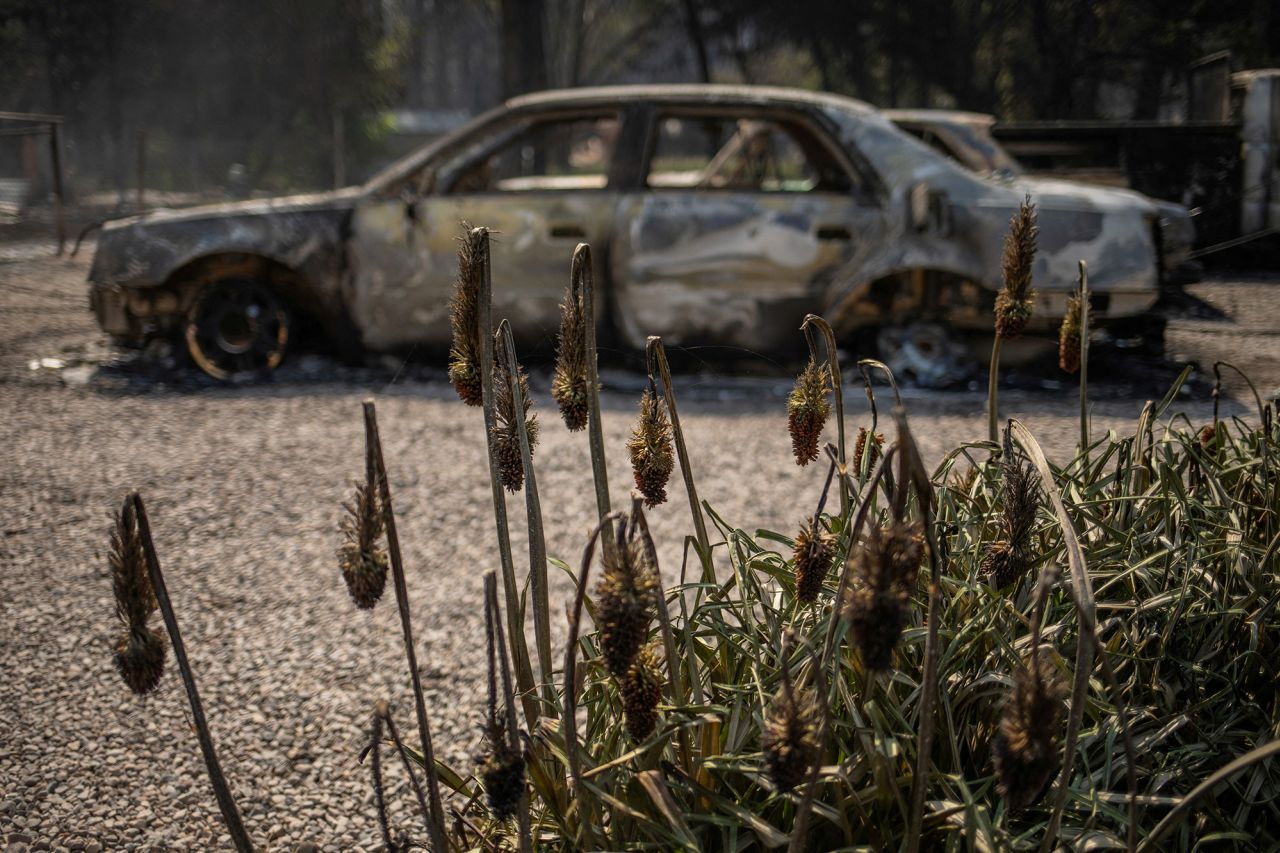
[186,279,288,380]
[876,322,966,389]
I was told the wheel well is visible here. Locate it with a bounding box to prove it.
[830,267,991,335]
[164,253,317,332]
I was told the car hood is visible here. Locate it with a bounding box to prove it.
[91,188,363,289]
[100,187,364,233]
[1004,176,1157,216]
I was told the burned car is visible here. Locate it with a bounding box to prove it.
[885,108,1198,287]
[89,85,1181,382]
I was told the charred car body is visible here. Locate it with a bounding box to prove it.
[88,85,1192,383]
[885,108,1199,286]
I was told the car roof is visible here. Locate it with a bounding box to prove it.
[882,108,996,128]
[367,84,882,193]
[505,84,878,117]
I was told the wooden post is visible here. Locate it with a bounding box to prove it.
[48,122,65,255]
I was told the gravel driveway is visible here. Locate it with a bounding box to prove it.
[1,242,1275,851]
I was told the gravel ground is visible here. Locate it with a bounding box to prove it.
[1,242,1276,851]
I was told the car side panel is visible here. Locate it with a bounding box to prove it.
[609,191,880,350]
[347,193,618,353]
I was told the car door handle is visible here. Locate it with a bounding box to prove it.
[816,225,851,240]
[550,224,586,239]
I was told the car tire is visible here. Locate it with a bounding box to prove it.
[185,277,290,381]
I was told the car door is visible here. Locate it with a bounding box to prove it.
[609,104,884,352]
[347,108,625,355]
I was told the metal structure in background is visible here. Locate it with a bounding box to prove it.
[0,111,66,254]
[992,61,1279,260]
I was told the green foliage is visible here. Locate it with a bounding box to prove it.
[419,381,1279,850]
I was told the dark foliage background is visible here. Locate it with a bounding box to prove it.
[1,0,1275,193]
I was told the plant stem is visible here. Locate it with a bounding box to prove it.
[1078,260,1090,455]
[498,321,554,704]
[562,512,622,849]
[786,635,829,853]
[649,336,712,583]
[1010,419,1138,853]
[820,445,895,666]
[471,226,540,731]
[574,244,613,536]
[802,314,847,514]
[630,496,693,776]
[380,704,434,844]
[987,336,1003,446]
[129,492,254,853]
[895,412,944,853]
[485,572,532,853]
[362,402,448,853]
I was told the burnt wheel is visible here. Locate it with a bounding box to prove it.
[185,278,289,380]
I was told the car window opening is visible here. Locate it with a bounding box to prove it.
[448,114,620,193]
[646,114,854,194]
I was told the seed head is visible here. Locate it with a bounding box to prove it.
[981,442,1039,590]
[491,359,539,493]
[621,645,664,743]
[110,502,156,631]
[843,520,923,671]
[793,519,836,603]
[980,540,1026,590]
[552,284,590,431]
[448,228,484,406]
[761,684,820,793]
[949,464,979,495]
[478,738,525,822]
[1199,423,1219,452]
[595,528,658,678]
[628,387,675,508]
[338,479,389,609]
[995,196,1038,340]
[114,624,167,696]
[1058,290,1085,374]
[853,427,884,472]
[109,502,167,695]
[787,359,830,466]
[993,647,1067,811]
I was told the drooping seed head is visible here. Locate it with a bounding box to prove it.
[110,502,156,632]
[853,427,884,473]
[981,442,1039,590]
[114,624,167,696]
[949,464,979,496]
[595,528,658,678]
[980,540,1026,590]
[761,684,820,793]
[109,502,167,695]
[621,644,664,743]
[787,359,831,466]
[491,359,539,492]
[843,520,922,671]
[1058,290,1085,374]
[338,479,389,609]
[993,647,1067,811]
[479,740,525,822]
[448,228,484,406]
[995,196,1038,340]
[793,519,836,604]
[628,387,675,508]
[1199,423,1219,452]
[552,283,590,431]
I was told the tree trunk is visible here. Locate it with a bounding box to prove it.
[501,0,548,99]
